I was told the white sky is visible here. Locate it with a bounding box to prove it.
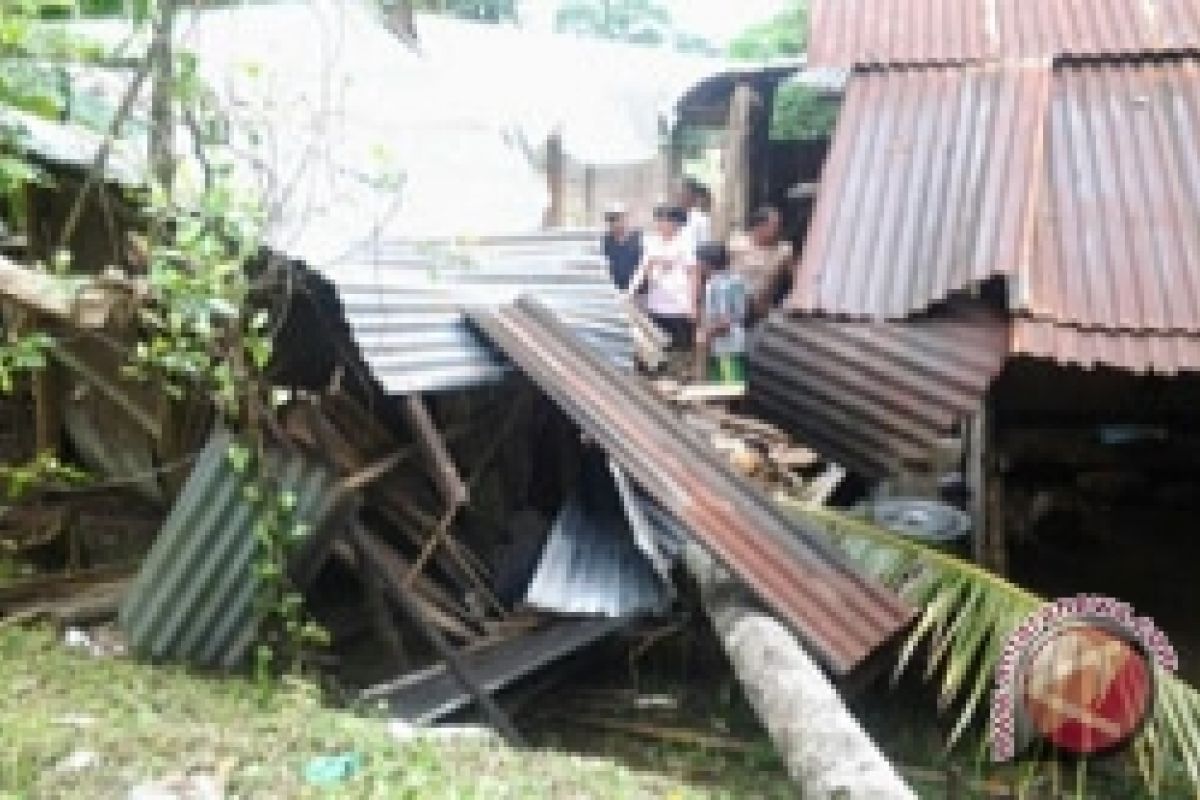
[666,0,792,44]
[521,0,792,45]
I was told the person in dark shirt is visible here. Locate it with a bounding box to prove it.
[602,202,642,291]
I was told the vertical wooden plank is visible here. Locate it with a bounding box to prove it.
[985,445,1008,576]
[545,134,564,228]
[33,361,60,455]
[968,398,1008,575]
[716,83,756,242]
[967,406,988,565]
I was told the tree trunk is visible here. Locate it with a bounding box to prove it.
[149,0,175,193]
[684,544,915,800]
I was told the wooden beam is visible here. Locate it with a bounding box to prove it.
[401,395,468,510]
[350,523,524,746]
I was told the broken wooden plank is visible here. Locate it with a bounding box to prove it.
[351,523,524,745]
[1,572,131,627]
[0,565,134,608]
[676,383,747,405]
[401,395,468,510]
[334,529,476,642]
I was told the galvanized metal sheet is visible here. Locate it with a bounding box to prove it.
[312,232,634,395]
[749,311,1011,478]
[118,430,343,668]
[808,0,1200,68]
[362,616,622,724]
[792,63,1051,320]
[525,454,668,618]
[468,298,913,675]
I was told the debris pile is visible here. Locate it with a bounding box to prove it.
[0,231,907,751]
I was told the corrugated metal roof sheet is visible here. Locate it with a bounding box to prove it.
[808,0,1200,68]
[748,311,1010,478]
[792,57,1200,373]
[312,232,634,394]
[118,431,344,668]
[468,297,913,675]
[362,617,622,723]
[792,63,1051,319]
[1012,320,1200,375]
[1024,58,1200,333]
[524,453,669,617]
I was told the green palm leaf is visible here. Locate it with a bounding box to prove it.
[780,498,1200,798]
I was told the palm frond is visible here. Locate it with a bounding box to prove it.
[780,498,1200,798]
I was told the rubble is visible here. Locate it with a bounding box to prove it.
[0,224,909,790]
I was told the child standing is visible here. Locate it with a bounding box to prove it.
[697,242,748,385]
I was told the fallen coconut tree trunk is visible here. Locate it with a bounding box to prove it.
[685,544,915,800]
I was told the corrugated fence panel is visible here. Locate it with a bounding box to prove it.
[791,64,1050,320]
[313,233,634,394]
[118,431,342,668]
[469,298,913,675]
[748,311,1011,478]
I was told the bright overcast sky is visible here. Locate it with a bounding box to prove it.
[522,0,793,45]
[665,0,792,44]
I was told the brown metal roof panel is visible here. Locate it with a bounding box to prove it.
[791,64,1050,320]
[1012,320,1200,373]
[468,299,913,675]
[808,0,1200,67]
[996,0,1159,59]
[808,0,991,67]
[1151,0,1200,48]
[747,312,1010,478]
[1027,58,1200,333]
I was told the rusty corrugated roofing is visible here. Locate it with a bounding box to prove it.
[792,63,1051,319]
[1012,321,1200,375]
[749,311,1010,478]
[792,56,1200,373]
[468,298,913,675]
[808,0,1200,68]
[1024,58,1200,333]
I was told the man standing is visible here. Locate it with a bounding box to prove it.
[729,206,794,323]
[602,202,642,291]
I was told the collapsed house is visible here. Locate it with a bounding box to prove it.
[750,0,1200,651]
[0,5,917,774]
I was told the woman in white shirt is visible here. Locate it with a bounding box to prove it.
[626,205,699,350]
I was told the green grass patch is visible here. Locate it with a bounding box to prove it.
[0,627,734,799]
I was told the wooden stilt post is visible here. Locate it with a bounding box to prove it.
[968,397,1008,575]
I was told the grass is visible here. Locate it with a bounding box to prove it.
[0,626,754,799]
